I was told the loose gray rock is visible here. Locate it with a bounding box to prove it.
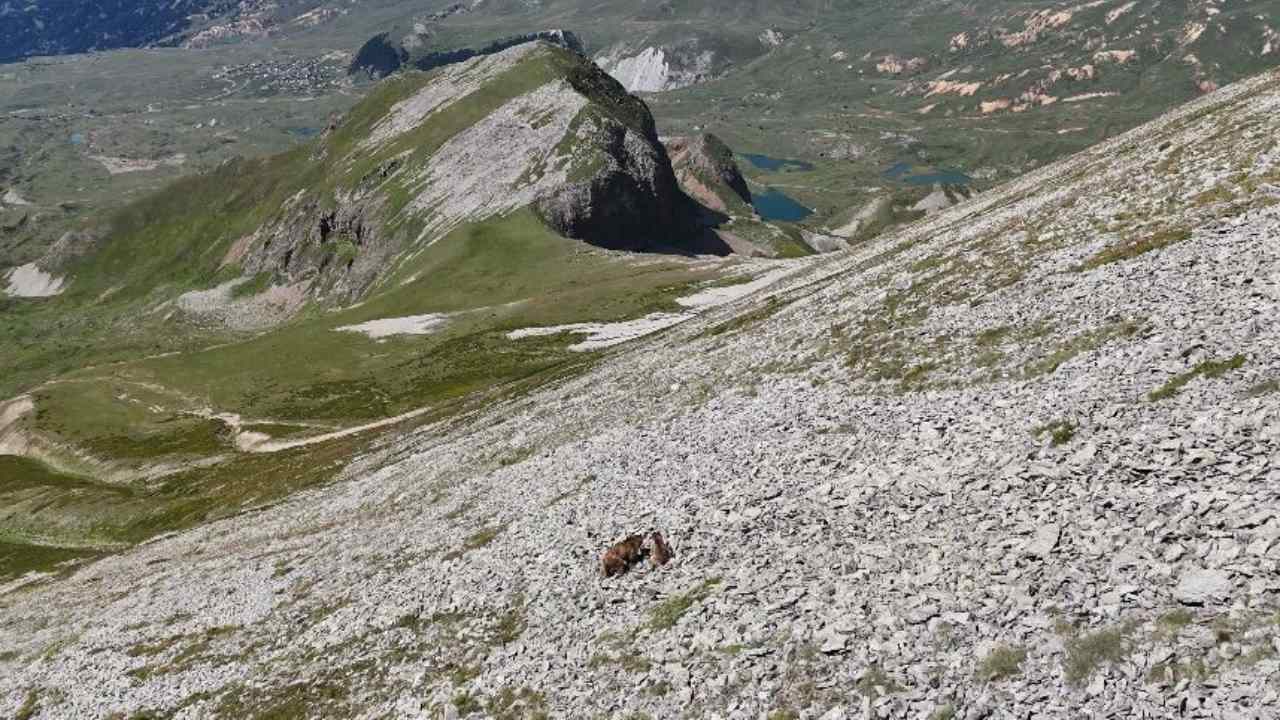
[1174,568,1233,605]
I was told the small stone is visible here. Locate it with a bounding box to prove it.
[1175,568,1233,605]
[818,627,848,655]
[1025,523,1061,558]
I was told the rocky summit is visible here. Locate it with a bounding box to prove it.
[237,41,719,305]
[2,39,1279,720]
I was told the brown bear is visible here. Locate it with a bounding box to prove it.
[649,531,673,568]
[601,534,646,577]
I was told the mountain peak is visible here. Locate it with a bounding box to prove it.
[73,41,724,310]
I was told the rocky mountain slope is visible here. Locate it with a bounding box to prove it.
[3,55,1278,720]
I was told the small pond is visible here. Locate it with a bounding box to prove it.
[753,188,813,222]
[742,153,816,173]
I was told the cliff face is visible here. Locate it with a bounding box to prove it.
[532,61,706,252]
[665,133,753,214]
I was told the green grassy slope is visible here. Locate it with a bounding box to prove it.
[0,46,738,581]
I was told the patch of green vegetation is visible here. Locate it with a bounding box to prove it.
[333,239,358,266]
[1155,609,1194,639]
[976,326,1012,347]
[215,678,351,718]
[1022,319,1143,378]
[900,362,936,387]
[1034,419,1076,447]
[768,710,800,720]
[1078,227,1191,271]
[910,255,946,273]
[488,599,526,646]
[589,648,652,674]
[229,272,273,300]
[649,578,721,631]
[644,680,671,697]
[931,705,956,720]
[127,625,239,682]
[702,296,792,338]
[443,525,505,561]
[126,636,183,659]
[855,665,903,699]
[1063,624,1133,686]
[497,446,536,467]
[15,689,38,720]
[977,645,1027,683]
[453,691,484,716]
[1146,657,1208,686]
[485,687,549,720]
[1192,186,1234,207]
[1149,355,1247,401]
[1246,379,1280,398]
[81,418,231,462]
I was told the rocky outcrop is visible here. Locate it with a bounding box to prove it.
[665,133,752,214]
[348,32,407,79]
[238,42,719,304]
[349,29,584,79]
[534,63,708,252]
[595,38,723,93]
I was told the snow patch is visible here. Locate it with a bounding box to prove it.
[336,313,451,339]
[1064,92,1120,103]
[4,263,65,297]
[675,267,796,310]
[507,313,691,352]
[2,188,31,206]
[506,266,799,351]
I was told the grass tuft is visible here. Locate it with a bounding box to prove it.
[1149,355,1246,401]
[977,645,1027,682]
[15,689,38,720]
[1246,379,1279,398]
[649,578,720,631]
[1034,419,1075,447]
[443,525,506,561]
[1155,609,1193,639]
[1078,227,1191,270]
[855,665,903,699]
[1063,624,1132,685]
